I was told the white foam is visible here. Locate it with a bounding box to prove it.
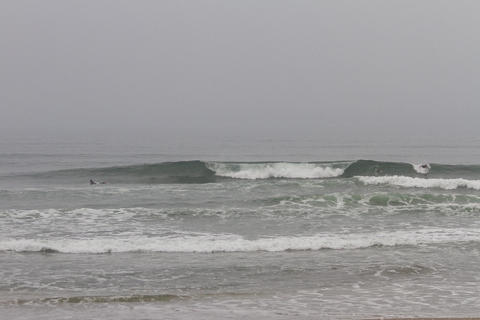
[209,162,344,179]
[357,175,480,190]
[2,228,480,253]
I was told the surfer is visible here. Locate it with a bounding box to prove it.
[416,163,431,175]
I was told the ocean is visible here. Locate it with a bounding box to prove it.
[2,137,480,319]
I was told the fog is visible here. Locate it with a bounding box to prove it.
[1,0,479,143]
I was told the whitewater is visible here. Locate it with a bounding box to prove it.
[357,175,480,190]
[207,162,345,179]
[3,227,480,253]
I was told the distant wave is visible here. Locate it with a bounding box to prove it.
[24,161,347,183]
[357,176,480,190]
[11,159,480,184]
[2,228,480,253]
[31,160,217,184]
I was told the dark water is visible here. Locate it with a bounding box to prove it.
[2,138,480,319]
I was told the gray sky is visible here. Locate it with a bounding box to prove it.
[1,0,479,142]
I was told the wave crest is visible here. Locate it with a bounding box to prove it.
[357,176,480,190]
[208,162,344,179]
[12,159,480,184]
[3,228,479,253]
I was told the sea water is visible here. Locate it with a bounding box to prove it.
[1,136,480,319]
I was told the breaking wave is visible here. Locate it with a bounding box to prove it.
[343,160,480,179]
[22,161,347,183]
[2,228,480,253]
[207,162,344,179]
[11,159,480,184]
[357,176,480,191]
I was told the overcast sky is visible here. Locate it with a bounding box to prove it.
[1,0,479,143]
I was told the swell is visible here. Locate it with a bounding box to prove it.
[21,160,348,184]
[32,160,217,184]
[9,159,480,184]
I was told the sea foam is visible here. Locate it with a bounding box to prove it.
[2,228,479,253]
[357,176,480,190]
[209,162,344,179]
